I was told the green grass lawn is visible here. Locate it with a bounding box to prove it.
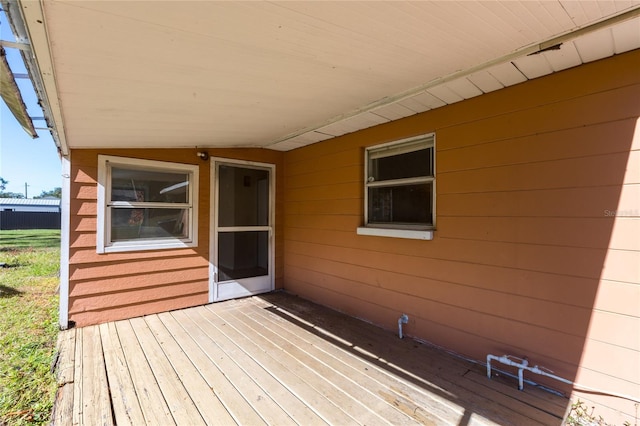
[0,230,61,250]
[0,230,60,425]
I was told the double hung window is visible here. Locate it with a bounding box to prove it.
[97,156,198,253]
[358,134,435,240]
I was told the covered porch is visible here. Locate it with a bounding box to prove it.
[51,292,568,425]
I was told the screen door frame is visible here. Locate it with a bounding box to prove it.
[209,157,275,302]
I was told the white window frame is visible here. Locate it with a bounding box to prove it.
[97,155,199,253]
[357,133,435,240]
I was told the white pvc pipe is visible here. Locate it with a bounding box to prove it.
[486,354,640,404]
[398,314,409,339]
[487,354,574,390]
[528,364,573,386]
[487,354,530,390]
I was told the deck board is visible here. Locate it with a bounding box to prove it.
[53,328,75,385]
[240,299,466,425]
[71,327,83,426]
[114,320,174,425]
[129,316,206,425]
[182,307,298,425]
[99,322,145,426]
[159,311,267,425]
[174,307,289,424]
[198,306,331,425]
[51,292,569,425]
[81,326,113,426]
[143,314,236,425]
[259,293,567,424]
[249,296,543,425]
[51,329,75,425]
[217,304,423,425]
[206,305,365,425]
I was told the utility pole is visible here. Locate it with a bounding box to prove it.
[24,182,29,198]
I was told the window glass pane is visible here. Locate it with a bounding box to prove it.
[111,208,189,241]
[368,183,432,225]
[111,167,189,203]
[218,231,269,281]
[369,147,432,182]
[218,165,269,227]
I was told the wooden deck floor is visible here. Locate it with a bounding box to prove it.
[51,292,569,425]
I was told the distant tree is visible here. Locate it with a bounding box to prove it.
[0,178,25,198]
[34,187,62,199]
[0,191,25,199]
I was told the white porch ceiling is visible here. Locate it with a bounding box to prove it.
[14,1,640,153]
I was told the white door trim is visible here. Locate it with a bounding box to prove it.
[209,157,275,303]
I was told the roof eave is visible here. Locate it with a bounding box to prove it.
[1,0,68,156]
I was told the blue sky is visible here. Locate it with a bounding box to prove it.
[1,10,62,198]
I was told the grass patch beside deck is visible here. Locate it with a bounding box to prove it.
[0,230,61,250]
[0,230,60,425]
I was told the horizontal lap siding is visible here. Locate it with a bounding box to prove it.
[283,51,640,422]
[68,148,284,327]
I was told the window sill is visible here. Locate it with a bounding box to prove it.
[99,239,196,254]
[356,227,434,240]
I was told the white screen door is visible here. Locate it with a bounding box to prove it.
[211,160,274,302]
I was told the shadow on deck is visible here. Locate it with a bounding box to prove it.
[51,291,569,425]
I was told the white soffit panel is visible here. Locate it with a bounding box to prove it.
[397,98,431,114]
[372,103,417,121]
[522,1,576,31]
[293,131,334,145]
[269,140,305,152]
[485,62,529,87]
[466,71,505,93]
[271,8,640,148]
[279,131,334,149]
[559,1,630,26]
[512,54,555,79]
[409,91,448,110]
[426,85,464,105]
[574,28,616,63]
[612,17,640,53]
[270,130,336,151]
[319,112,389,137]
[542,42,583,72]
[444,78,484,100]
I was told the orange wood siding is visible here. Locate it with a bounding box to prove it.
[67,148,283,327]
[283,50,640,423]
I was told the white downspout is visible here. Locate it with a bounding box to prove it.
[398,314,409,339]
[58,155,70,329]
